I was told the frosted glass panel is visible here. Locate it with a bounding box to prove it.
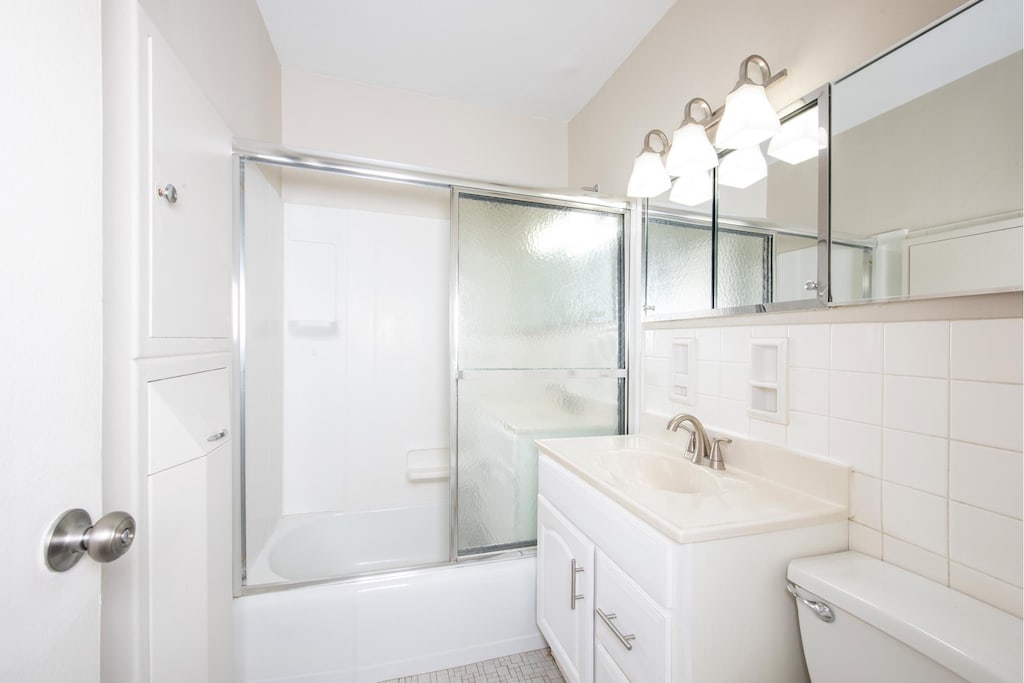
[456,374,622,554]
[457,195,624,369]
[717,229,770,308]
[644,218,712,314]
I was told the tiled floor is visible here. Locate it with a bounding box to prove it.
[380,648,565,682]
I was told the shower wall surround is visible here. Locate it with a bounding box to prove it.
[642,315,1023,616]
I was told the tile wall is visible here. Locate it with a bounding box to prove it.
[642,318,1023,616]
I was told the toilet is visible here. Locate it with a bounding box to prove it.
[787,551,1023,683]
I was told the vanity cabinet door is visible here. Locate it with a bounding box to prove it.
[537,495,595,683]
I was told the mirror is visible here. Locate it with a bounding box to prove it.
[643,91,828,317]
[831,0,1023,302]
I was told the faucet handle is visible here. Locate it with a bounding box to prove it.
[673,423,698,454]
[709,437,732,471]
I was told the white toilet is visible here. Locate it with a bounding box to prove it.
[787,551,1023,683]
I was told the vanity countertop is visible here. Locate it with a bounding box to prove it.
[536,432,849,544]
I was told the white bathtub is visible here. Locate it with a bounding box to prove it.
[235,508,545,682]
[246,504,449,585]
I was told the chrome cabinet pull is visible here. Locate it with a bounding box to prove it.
[157,183,177,204]
[570,558,585,610]
[787,583,835,623]
[596,608,636,651]
[207,429,227,442]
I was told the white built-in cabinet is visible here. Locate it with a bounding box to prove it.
[537,455,846,683]
[102,6,235,681]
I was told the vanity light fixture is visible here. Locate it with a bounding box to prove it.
[626,129,672,198]
[717,145,768,189]
[767,106,827,165]
[714,55,788,150]
[669,170,713,206]
[665,98,719,176]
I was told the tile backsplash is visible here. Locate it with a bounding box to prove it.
[642,317,1023,616]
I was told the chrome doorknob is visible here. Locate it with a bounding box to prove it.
[46,508,136,572]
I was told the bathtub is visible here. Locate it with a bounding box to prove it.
[235,508,545,682]
[246,504,450,585]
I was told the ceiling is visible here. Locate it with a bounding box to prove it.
[255,0,676,122]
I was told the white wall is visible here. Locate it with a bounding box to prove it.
[1,1,104,680]
[139,0,281,141]
[641,299,1024,617]
[568,0,964,192]
[282,67,568,188]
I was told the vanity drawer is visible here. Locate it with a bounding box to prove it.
[148,367,230,473]
[595,643,630,683]
[594,549,671,683]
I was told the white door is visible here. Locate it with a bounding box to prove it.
[0,1,106,682]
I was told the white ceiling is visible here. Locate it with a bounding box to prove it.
[255,0,676,122]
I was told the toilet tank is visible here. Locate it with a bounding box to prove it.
[787,552,1022,683]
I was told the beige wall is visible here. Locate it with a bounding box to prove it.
[140,0,281,141]
[281,67,569,188]
[569,0,964,193]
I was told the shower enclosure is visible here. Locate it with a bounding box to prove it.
[235,148,630,590]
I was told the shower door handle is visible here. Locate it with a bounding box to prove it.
[570,558,585,610]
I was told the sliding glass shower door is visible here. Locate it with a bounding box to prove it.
[453,190,627,557]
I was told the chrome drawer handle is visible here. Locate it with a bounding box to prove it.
[787,583,835,623]
[207,429,227,442]
[596,608,636,651]
[570,558,585,610]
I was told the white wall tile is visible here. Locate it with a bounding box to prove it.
[750,418,786,447]
[851,473,882,530]
[790,368,829,416]
[884,321,949,378]
[696,395,725,430]
[721,326,750,362]
[788,324,829,369]
[882,535,948,585]
[695,328,721,361]
[831,323,883,373]
[644,329,655,354]
[720,362,749,401]
[717,398,749,435]
[882,482,947,555]
[950,381,1023,451]
[752,324,788,339]
[829,418,882,477]
[882,428,948,496]
[949,441,1023,520]
[849,522,881,559]
[951,319,1023,384]
[950,562,1024,618]
[644,384,672,417]
[696,360,721,397]
[949,502,1023,588]
[830,371,882,425]
[787,411,829,457]
[644,357,669,388]
[652,329,677,358]
[883,375,948,437]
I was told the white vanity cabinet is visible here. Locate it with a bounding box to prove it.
[536,445,848,683]
[538,496,595,683]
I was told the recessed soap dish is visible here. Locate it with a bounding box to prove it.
[749,338,787,424]
[670,339,696,405]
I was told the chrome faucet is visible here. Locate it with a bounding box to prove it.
[665,413,729,470]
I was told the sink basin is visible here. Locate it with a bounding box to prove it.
[598,449,750,494]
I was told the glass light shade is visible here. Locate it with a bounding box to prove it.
[717,146,767,189]
[669,170,713,207]
[626,151,671,197]
[767,107,825,164]
[715,83,780,150]
[665,123,719,176]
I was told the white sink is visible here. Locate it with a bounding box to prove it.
[536,432,849,543]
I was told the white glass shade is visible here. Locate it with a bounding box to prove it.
[717,146,767,189]
[767,107,826,164]
[669,170,713,207]
[715,83,780,150]
[626,151,671,197]
[665,123,719,176]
